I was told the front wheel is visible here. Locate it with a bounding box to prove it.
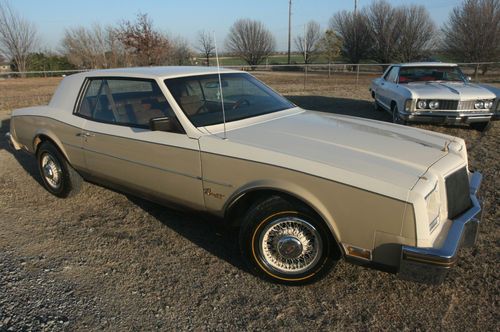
[391,103,407,125]
[470,121,491,132]
[239,196,338,284]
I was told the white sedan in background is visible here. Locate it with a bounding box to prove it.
[370,62,500,131]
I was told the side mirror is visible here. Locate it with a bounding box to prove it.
[150,117,174,132]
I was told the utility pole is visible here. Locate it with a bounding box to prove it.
[354,0,358,14]
[287,0,292,64]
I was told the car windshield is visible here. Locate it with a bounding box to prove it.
[398,66,466,83]
[164,73,295,127]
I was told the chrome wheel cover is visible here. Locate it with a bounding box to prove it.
[258,216,322,275]
[41,153,62,189]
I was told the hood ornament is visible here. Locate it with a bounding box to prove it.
[442,141,450,152]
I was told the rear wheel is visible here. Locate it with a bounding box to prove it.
[239,196,338,284]
[37,141,82,198]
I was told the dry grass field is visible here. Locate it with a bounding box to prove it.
[0,73,498,331]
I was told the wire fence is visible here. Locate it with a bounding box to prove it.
[1,61,499,78]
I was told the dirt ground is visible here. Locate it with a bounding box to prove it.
[0,73,498,331]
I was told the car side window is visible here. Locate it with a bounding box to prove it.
[76,78,182,132]
[384,67,399,83]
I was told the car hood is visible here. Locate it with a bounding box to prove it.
[403,82,496,100]
[214,110,459,195]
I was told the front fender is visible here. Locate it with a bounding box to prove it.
[224,179,343,244]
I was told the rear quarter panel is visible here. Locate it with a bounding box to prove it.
[11,110,86,169]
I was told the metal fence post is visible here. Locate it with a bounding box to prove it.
[303,64,308,90]
[328,62,331,78]
[356,64,360,88]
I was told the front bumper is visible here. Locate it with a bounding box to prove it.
[400,111,493,125]
[398,171,482,283]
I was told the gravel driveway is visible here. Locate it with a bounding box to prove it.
[0,75,498,331]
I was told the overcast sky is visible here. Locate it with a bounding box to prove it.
[12,0,459,52]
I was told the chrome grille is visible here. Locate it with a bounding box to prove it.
[457,100,476,110]
[437,100,459,110]
[445,167,471,219]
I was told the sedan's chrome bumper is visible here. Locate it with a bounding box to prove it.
[6,132,21,150]
[399,171,482,283]
[401,111,493,124]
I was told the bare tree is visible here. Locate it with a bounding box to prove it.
[171,36,193,65]
[294,21,322,64]
[442,0,500,70]
[318,29,342,64]
[366,0,403,64]
[330,10,373,64]
[62,24,114,69]
[196,30,215,66]
[225,19,276,68]
[0,0,38,76]
[117,13,170,66]
[398,5,436,62]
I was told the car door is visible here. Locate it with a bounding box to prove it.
[74,77,205,210]
[376,66,399,110]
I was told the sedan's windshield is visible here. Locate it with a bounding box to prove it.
[164,73,295,127]
[398,66,466,83]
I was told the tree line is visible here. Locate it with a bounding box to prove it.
[0,0,499,75]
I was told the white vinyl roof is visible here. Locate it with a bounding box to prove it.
[396,62,458,67]
[71,66,242,80]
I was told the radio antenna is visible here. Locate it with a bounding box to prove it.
[213,32,227,140]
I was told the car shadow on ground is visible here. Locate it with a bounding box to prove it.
[0,117,44,187]
[0,117,246,272]
[287,95,393,122]
[126,196,247,272]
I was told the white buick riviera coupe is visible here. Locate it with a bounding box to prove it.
[370,62,500,131]
[8,67,482,284]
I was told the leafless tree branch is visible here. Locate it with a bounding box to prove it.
[294,21,322,64]
[0,0,38,75]
[225,19,276,68]
[196,30,215,66]
[442,0,500,68]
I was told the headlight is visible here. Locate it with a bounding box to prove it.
[417,100,427,109]
[428,100,439,110]
[425,182,441,233]
[474,100,484,109]
[483,100,493,109]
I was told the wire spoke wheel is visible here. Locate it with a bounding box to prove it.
[258,216,322,275]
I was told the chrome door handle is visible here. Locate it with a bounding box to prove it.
[77,132,95,137]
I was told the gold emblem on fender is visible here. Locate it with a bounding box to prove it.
[203,188,225,199]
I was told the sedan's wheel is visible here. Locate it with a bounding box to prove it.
[391,103,407,125]
[239,196,338,284]
[258,216,322,274]
[37,141,82,198]
[470,121,491,132]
